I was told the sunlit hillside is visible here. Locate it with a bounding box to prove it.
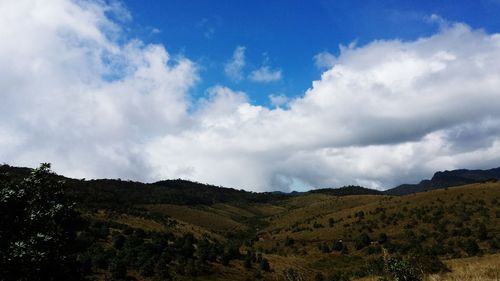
[1,165,498,281]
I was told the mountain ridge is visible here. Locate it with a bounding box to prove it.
[385,167,500,195]
[2,164,499,197]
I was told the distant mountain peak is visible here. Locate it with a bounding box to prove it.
[385,167,500,196]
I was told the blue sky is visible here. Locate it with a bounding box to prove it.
[121,0,500,106]
[2,0,500,191]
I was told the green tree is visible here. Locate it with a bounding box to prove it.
[0,164,83,281]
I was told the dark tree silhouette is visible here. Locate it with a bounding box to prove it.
[0,163,83,281]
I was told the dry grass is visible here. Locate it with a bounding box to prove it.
[261,181,500,244]
[114,214,167,232]
[352,254,500,281]
[427,254,500,281]
[86,182,499,281]
[142,203,246,232]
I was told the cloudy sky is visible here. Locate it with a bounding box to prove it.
[1,0,500,191]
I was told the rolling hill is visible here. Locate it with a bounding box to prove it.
[1,164,499,281]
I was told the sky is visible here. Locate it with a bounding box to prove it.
[1,0,500,191]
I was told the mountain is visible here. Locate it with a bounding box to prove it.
[385,167,500,195]
[310,185,383,196]
[0,164,289,209]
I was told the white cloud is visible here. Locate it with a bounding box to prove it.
[148,23,500,191]
[269,94,289,107]
[1,2,500,192]
[313,51,337,69]
[425,14,449,27]
[224,46,246,81]
[150,28,161,34]
[249,66,282,82]
[0,0,197,180]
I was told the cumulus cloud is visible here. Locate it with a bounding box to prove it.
[269,94,289,107]
[146,23,500,191]
[249,66,282,82]
[313,51,337,69]
[0,0,197,180]
[1,0,500,192]
[269,94,290,107]
[314,42,357,69]
[224,46,246,81]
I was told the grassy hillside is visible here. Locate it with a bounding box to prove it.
[78,181,499,281]
[1,164,499,281]
[252,181,500,280]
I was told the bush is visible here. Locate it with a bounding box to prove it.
[260,258,270,271]
[285,236,295,246]
[463,239,481,256]
[321,242,331,253]
[112,234,126,249]
[333,240,344,251]
[315,272,325,281]
[329,270,350,281]
[109,258,127,280]
[386,257,422,281]
[476,223,488,240]
[244,256,252,269]
[356,233,371,250]
[378,233,388,244]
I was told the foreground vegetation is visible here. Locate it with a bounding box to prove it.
[0,164,499,281]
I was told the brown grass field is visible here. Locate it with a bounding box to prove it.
[87,181,500,281]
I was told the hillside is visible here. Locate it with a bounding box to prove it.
[1,164,499,281]
[310,186,383,196]
[385,167,500,195]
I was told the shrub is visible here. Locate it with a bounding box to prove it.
[329,270,350,281]
[355,233,371,250]
[333,240,344,251]
[112,234,126,249]
[378,233,388,244]
[321,242,331,253]
[462,239,481,256]
[285,236,295,246]
[109,258,127,280]
[260,258,270,271]
[315,272,325,281]
[386,257,422,281]
[476,223,488,240]
[244,256,252,269]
